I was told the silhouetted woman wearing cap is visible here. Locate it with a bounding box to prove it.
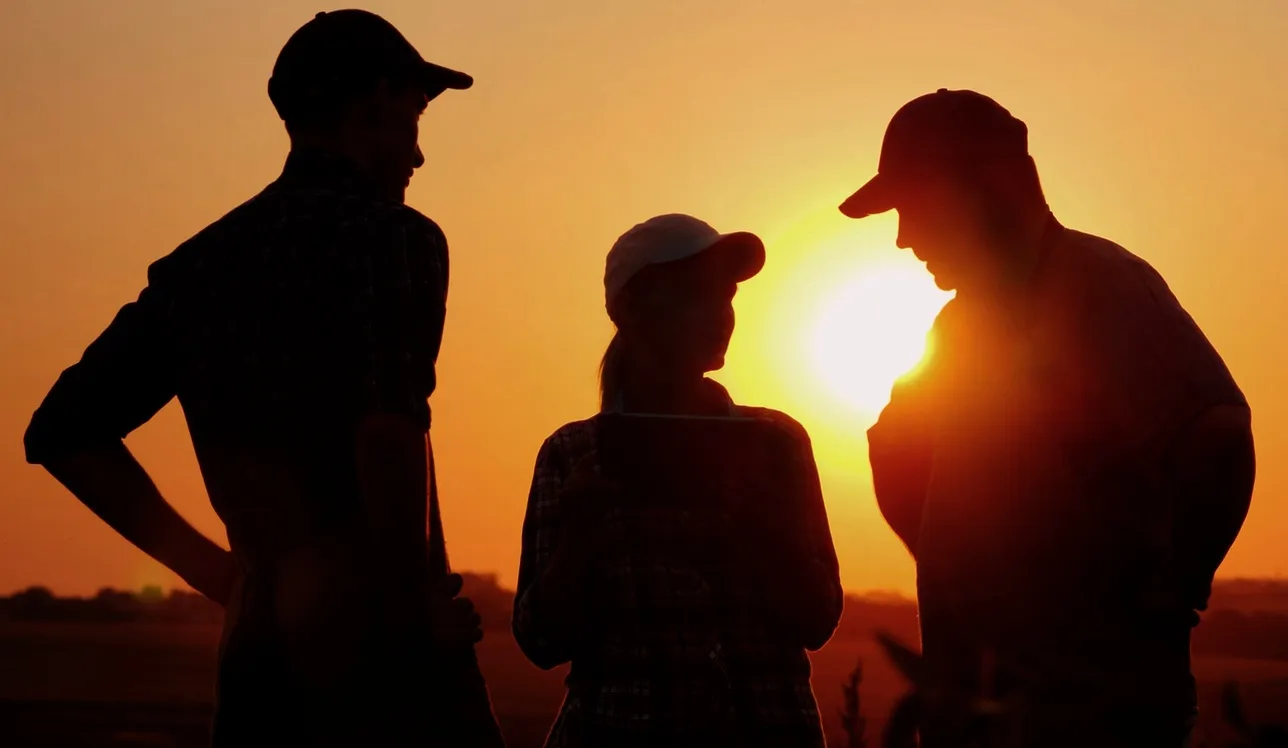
[512,214,843,747]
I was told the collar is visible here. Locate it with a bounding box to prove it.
[1024,212,1065,287]
[275,148,384,199]
[608,377,737,416]
[956,212,1064,309]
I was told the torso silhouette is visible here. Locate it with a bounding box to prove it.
[24,148,449,742]
[869,219,1246,722]
[513,380,843,748]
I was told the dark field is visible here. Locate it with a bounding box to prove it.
[1,621,1287,747]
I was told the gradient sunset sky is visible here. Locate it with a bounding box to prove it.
[1,0,1285,596]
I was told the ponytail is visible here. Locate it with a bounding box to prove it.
[599,330,627,412]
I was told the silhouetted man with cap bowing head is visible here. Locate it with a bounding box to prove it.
[24,9,499,746]
[845,90,1256,747]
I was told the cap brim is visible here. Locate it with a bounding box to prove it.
[839,173,897,219]
[420,60,473,97]
[703,231,766,283]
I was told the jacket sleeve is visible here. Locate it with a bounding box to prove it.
[787,422,844,651]
[349,210,449,432]
[511,434,577,670]
[1079,259,1252,614]
[25,261,178,464]
[866,302,956,558]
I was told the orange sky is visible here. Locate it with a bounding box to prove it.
[1,0,1285,596]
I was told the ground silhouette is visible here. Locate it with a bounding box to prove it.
[1,577,1286,746]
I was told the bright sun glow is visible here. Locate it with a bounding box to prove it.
[811,262,953,414]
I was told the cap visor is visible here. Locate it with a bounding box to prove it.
[839,173,896,219]
[420,60,473,93]
[704,231,766,282]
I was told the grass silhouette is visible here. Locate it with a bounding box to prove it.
[838,659,869,748]
[862,630,1288,748]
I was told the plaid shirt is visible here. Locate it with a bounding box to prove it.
[25,148,447,552]
[513,383,843,748]
[23,149,449,742]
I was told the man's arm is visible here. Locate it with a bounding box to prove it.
[1082,257,1255,616]
[354,413,433,628]
[348,210,451,632]
[867,377,935,558]
[867,303,954,558]
[1164,403,1255,613]
[25,266,235,605]
[38,446,237,605]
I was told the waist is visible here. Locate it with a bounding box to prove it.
[565,646,816,711]
[193,442,369,563]
[560,667,821,737]
[223,506,360,571]
[917,605,1195,707]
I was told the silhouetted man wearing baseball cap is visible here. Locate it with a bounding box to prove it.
[845,90,1256,747]
[24,9,500,746]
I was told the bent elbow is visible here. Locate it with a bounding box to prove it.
[525,647,570,672]
[23,424,53,466]
[511,592,573,670]
[806,598,844,652]
[791,580,843,652]
[24,412,76,466]
[511,621,571,671]
[801,622,838,653]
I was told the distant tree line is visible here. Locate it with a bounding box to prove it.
[830,586,1288,663]
[0,572,515,629]
[1193,609,1288,661]
[4,577,1287,662]
[0,584,224,624]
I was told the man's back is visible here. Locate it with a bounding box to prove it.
[24,149,451,743]
[164,149,446,556]
[21,10,489,745]
[29,149,448,559]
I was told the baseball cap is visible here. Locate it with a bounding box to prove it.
[268,9,473,122]
[604,214,765,313]
[839,89,1029,219]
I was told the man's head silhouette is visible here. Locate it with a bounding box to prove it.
[268,9,472,203]
[840,89,1049,293]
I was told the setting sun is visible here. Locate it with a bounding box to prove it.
[810,261,952,415]
[2,0,1285,621]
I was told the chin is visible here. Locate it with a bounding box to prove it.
[931,273,957,292]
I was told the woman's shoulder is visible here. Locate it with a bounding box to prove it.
[537,417,600,463]
[731,405,813,445]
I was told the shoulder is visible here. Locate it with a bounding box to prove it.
[248,179,449,256]
[352,203,448,262]
[1054,227,1245,402]
[142,192,271,287]
[536,418,599,467]
[375,204,448,247]
[314,203,449,299]
[1048,227,1208,352]
[1054,227,1189,325]
[733,405,814,447]
[369,205,450,285]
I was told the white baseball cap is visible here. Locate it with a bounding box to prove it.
[604,214,765,313]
